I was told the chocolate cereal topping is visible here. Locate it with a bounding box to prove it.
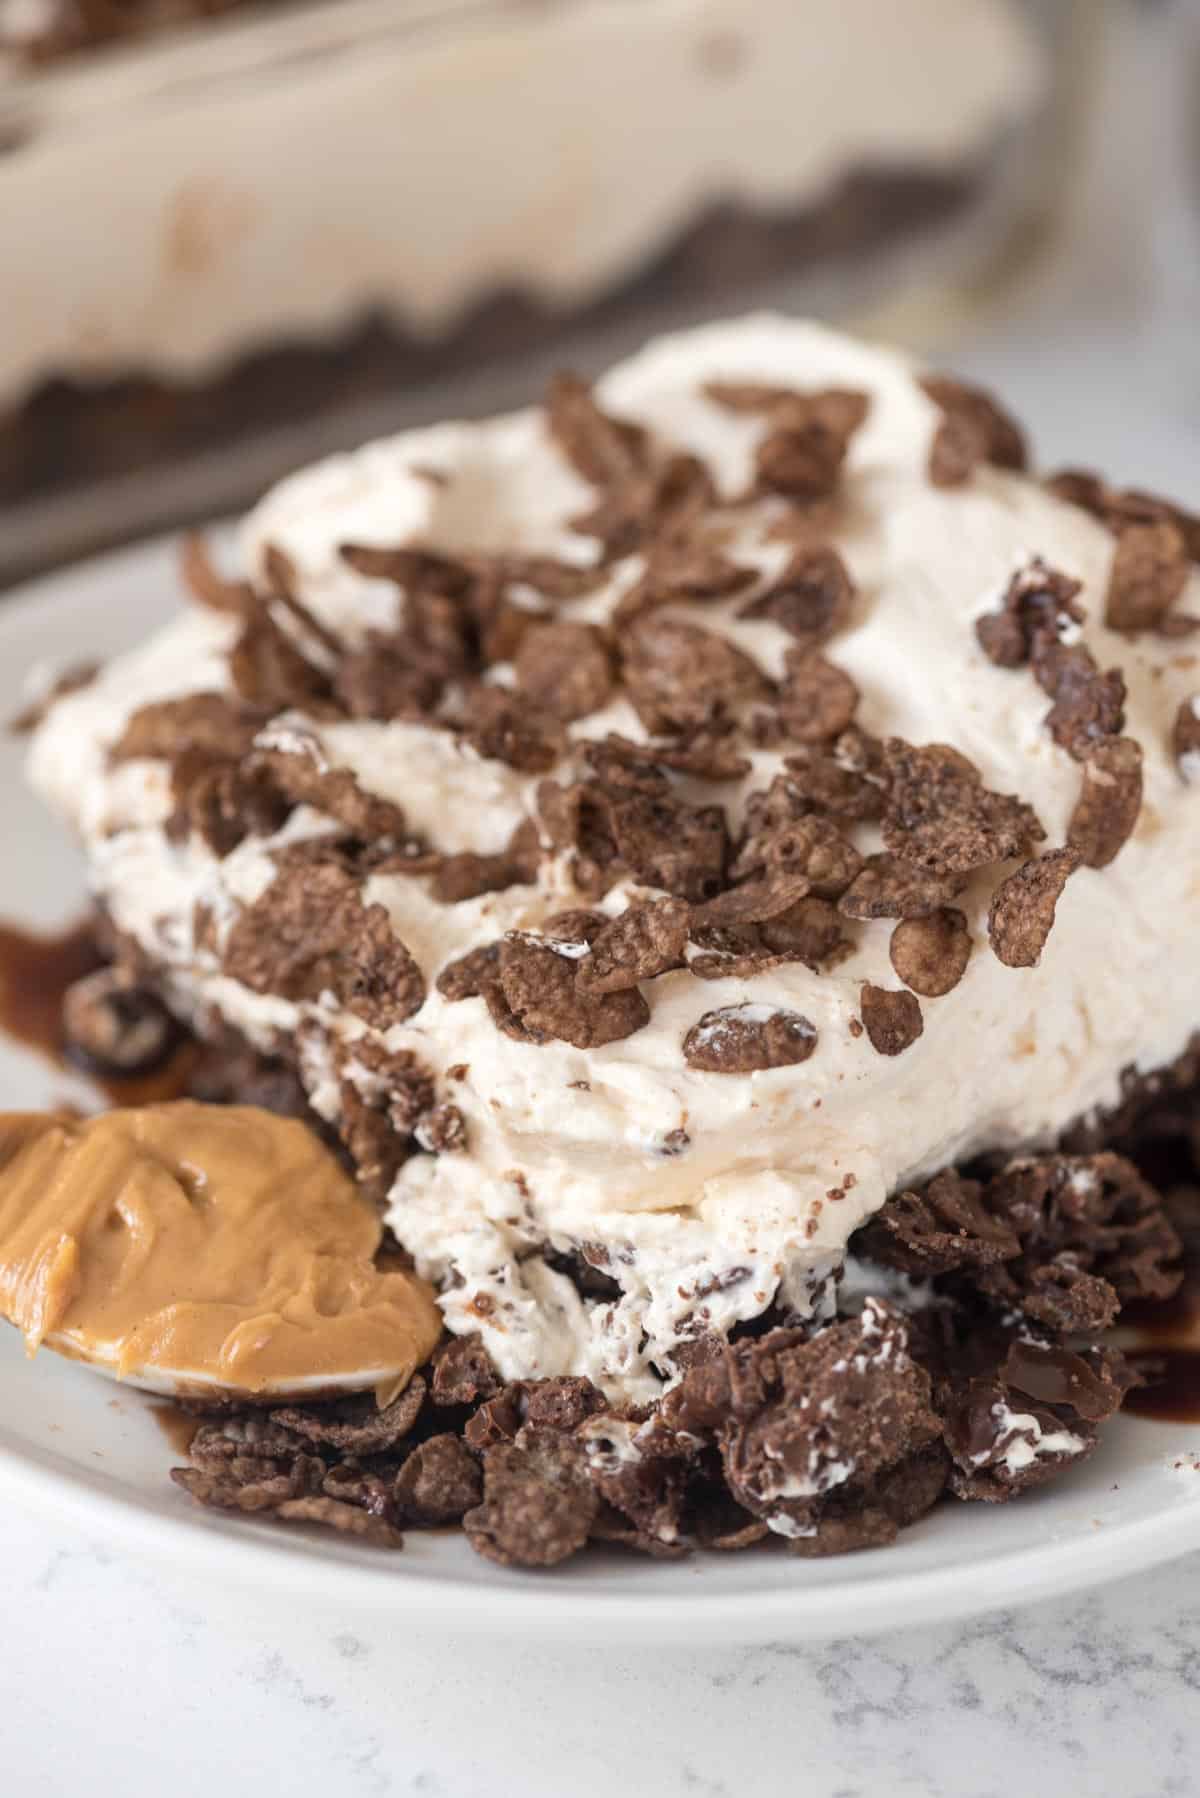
[683,1004,818,1073]
[1045,467,1200,634]
[701,382,869,504]
[889,908,972,998]
[860,983,924,1056]
[222,858,425,1027]
[739,545,856,646]
[987,849,1079,969]
[920,373,1028,486]
[881,740,1044,875]
[1067,736,1144,869]
[1106,521,1191,633]
[58,349,1190,1124]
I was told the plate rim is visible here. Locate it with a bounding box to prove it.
[3,1396,1200,1642]
[2,532,1200,1643]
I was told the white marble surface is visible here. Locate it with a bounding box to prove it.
[4,6,1200,1794]
[5,1501,1200,1798]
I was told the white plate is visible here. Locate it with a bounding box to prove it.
[2,535,1199,1643]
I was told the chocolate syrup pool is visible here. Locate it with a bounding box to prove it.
[1123,1277,1200,1424]
[0,916,193,1104]
[0,917,102,1065]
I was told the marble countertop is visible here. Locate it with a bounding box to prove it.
[4,8,1200,1795]
[6,1501,1200,1798]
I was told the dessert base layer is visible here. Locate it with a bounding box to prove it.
[2,170,971,513]
[132,960,1198,1567]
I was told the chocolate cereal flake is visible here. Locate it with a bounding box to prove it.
[228,609,332,712]
[574,452,716,562]
[394,1434,483,1525]
[754,418,850,502]
[334,1055,432,1205]
[920,374,1028,478]
[545,370,715,561]
[435,941,502,1004]
[686,936,793,984]
[882,739,1044,875]
[274,1497,405,1546]
[576,898,690,995]
[458,685,566,773]
[776,648,860,742]
[110,692,263,765]
[222,857,425,1027]
[1038,643,1127,763]
[431,1334,504,1409]
[179,534,254,616]
[668,1306,941,1545]
[704,380,869,439]
[251,725,409,844]
[683,1003,817,1073]
[760,896,850,967]
[498,932,650,1048]
[545,371,648,489]
[1105,520,1191,633]
[928,411,987,488]
[727,386,868,505]
[738,545,855,647]
[539,767,729,903]
[615,540,757,627]
[987,848,1079,968]
[838,852,968,921]
[978,1152,1182,1322]
[514,621,614,722]
[889,908,972,998]
[171,1462,322,1517]
[430,820,540,906]
[595,730,751,784]
[733,807,863,898]
[623,617,768,735]
[272,1379,426,1453]
[780,737,885,822]
[1046,469,1200,567]
[856,1168,1019,1276]
[614,796,729,904]
[1067,736,1143,868]
[975,559,1085,670]
[333,637,442,722]
[692,869,813,929]
[464,1426,598,1569]
[860,983,924,1056]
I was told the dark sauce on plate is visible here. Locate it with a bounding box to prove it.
[0,916,194,1105]
[1122,1251,1200,1424]
[1123,1351,1200,1424]
[150,1404,200,1457]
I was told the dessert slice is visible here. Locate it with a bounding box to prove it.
[18,313,1198,1559]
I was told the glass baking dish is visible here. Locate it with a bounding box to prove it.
[0,0,1094,582]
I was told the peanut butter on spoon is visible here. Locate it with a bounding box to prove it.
[0,1103,442,1401]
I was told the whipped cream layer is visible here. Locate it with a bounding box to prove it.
[1,0,1041,410]
[29,315,1200,1401]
